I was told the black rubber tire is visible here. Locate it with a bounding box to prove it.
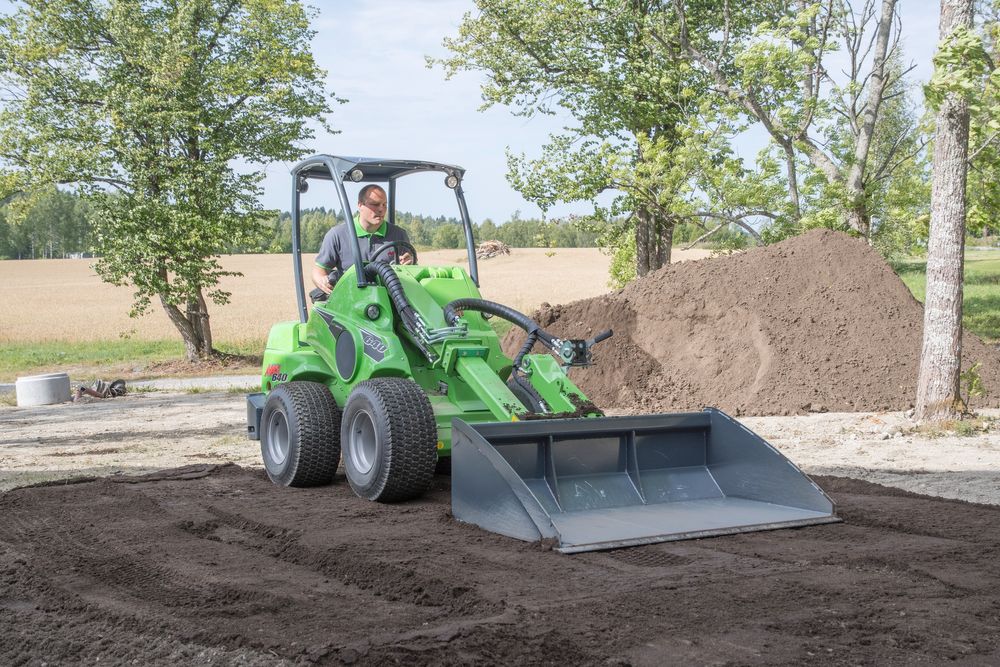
[341,378,437,502]
[260,381,341,487]
[507,376,546,413]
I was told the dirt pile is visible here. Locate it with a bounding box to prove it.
[505,230,1000,415]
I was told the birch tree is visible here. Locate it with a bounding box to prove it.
[916,0,987,420]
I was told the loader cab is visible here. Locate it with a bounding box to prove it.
[288,154,481,324]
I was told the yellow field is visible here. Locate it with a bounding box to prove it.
[0,248,711,343]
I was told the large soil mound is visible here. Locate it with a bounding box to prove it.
[504,230,1000,415]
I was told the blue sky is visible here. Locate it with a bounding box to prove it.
[272,0,941,224]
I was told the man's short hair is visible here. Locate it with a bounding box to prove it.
[358,184,386,204]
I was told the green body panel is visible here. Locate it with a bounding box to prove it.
[519,354,591,412]
[260,321,332,390]
[259,262,594,455]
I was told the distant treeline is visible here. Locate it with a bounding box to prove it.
[0,188,747,259]
[256,209,604,253]
[0,188,92,259]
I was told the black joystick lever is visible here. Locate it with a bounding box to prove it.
[556,329,613,368]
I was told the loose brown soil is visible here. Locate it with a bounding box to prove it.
[505,230,1000,415]
[2,464,999,665]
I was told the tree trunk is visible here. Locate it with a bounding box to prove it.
[654,218,673,270]
[634,210,674,277]
[159,289,215,362]
[635,206,652,277]
[845,204,871,239]
[915,0,974,421]
[782,142,801,221]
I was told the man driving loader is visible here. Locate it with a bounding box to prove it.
[311,184,413,297]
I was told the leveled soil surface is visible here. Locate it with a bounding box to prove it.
[505,230,1000,415]
[2,464,999,665]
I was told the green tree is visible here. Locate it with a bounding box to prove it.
[0,187,92,258]
[967,2,1000,240]
[432,223,464,249]
[0,0,332,360]
[435,0,715,278]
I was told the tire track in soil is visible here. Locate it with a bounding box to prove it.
[184,506,503,615]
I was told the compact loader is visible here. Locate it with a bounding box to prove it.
[246,154,839,553]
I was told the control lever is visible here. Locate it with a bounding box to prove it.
[556,329,614,369]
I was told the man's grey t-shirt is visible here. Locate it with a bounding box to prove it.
[315,215,411,275]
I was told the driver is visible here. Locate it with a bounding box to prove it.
[311,184,413,295]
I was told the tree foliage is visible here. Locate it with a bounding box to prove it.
[436,0,934,283]
[965,1,1000,239]
[434,0,713,278]
[0,0,331,359]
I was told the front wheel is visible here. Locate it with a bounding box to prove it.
[260,381,341,487]
[341,378,437,502]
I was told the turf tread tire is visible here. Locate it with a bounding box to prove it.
[261,381,341,487]
[342,377,437,503]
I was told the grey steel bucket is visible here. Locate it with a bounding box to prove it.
[451,409,840,553]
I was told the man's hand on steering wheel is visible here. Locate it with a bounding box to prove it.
[368,240,418,266]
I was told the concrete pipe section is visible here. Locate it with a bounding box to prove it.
[15,372,72,407]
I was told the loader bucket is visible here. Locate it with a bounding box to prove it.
[451,409,839,553]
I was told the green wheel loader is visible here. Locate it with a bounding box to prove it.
[247,154,839,552]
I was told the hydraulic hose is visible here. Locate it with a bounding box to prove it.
[444,299,562,412]
[365,262,418,329]
[509,330,546,410]
[364,261,435,360]
[443,298,559,349]
[512,331,538,371]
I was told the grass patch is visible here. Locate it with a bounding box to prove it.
[893,250,1000,344]
[0,338,265,382]
[908,415,995,438]
[226,384,261,395]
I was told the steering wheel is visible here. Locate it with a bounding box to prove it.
[368,240,418,266]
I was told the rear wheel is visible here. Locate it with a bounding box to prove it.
[260,381,341,487]
[341,378,437,502]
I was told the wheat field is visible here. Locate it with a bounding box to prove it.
[0,248,711,343]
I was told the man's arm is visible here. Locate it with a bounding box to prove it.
[312,264,333,294]
[313,227,341,293]
[396,227,414,265]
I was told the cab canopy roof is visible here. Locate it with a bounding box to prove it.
[293,154,465,183]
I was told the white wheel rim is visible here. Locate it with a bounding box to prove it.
[348,409,378,475]
[267,411,290,466]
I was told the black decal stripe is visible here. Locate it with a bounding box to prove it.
[315,309,346,337]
